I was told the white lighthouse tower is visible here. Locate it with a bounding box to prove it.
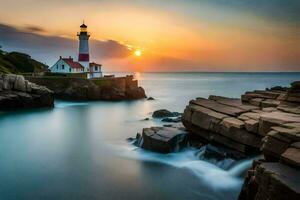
[77,22,90,71]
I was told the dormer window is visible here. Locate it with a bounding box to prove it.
[95,66,98,71]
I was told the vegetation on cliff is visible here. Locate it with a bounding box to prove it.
[0,48,48,74]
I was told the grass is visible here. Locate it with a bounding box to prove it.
[0,51,48,74]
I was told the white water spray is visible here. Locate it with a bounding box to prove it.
[112,143,255,190]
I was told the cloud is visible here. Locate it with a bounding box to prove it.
[23,25,45,32]
[206,0,300,25]
[0,23,131,65]
[91,39,131,59]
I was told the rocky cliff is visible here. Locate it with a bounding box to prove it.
[131,81,300,200]
[0,74,54,111]
[26,75,146,101]
[181,81,300,200]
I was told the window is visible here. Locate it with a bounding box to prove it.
[95,66,98,71]
[62,64,65,70]
[56,65,58,69]
[69,68,71,72]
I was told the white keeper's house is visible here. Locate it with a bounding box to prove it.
[50,23,102,79]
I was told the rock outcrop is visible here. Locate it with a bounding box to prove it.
[239,161,300,200]
[134,126,188,153]
[180,82,300,200]
[130,81,300,199]
[0,74,54,111]
[152,109,181,118]
[182,96,262,154]
[26,75,146,101]
[239,122,300,199]
[182,83,300,156]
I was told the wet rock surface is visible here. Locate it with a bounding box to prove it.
[239,161,300,200]
[134,126,188,153]
[152,109,181,118]
[131,81,300,200]
[238,83,300,200]
[182,96,262,154]
[180,81,300,200]
[0,74,54,111]
[161,116,182,123]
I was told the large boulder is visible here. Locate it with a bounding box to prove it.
[239,161,300,200]
[152,109,181,118]
[137,127,188,153]
[125,87,146,99]
[258,111,300,136]
[182,97,263,154]
[0,74,54,111]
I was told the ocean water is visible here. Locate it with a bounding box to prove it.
[0,72,299,200]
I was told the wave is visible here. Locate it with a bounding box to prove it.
[55,101,89,108]
[113,144,254,190]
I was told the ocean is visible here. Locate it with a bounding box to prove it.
[0,72,299,200]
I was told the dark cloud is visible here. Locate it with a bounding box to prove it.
[201,0,300,25]
[129,0,300,25]
[24,25,45,32]
[0,23,131,65]
[91,39,131,59]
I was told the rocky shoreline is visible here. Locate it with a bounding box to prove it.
[26,75,146,101]
[0,74,54,111]
[132,81,300,200]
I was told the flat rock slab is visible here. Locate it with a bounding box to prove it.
[277,101,300,114]
[249,98,263,106]
[245,90,281,99]
[190,104,228,131]
[258,162,300,197]
[259,111,300,136]
[271,126,300,142]
[192,98,246,116]
[208,95,258,111]
[240,112,262,120]
[141,127,187,153]
[245,119,259,133]
[221,117,245,129]
[239,162,300,200]
[261,99,281,108]
[219,119,261,148]
[281,148,300,167]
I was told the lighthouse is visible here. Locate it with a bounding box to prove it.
[77,23,90,71]
[50,22,102,78]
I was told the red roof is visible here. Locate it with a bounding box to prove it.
[62,58,84,69]
[89,62,102,67]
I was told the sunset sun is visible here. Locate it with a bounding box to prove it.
[134,50,142,57]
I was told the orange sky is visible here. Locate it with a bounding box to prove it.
[0,0,299,72]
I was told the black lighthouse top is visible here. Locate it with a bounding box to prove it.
[80,23,87,28]
[80,23,87,33]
